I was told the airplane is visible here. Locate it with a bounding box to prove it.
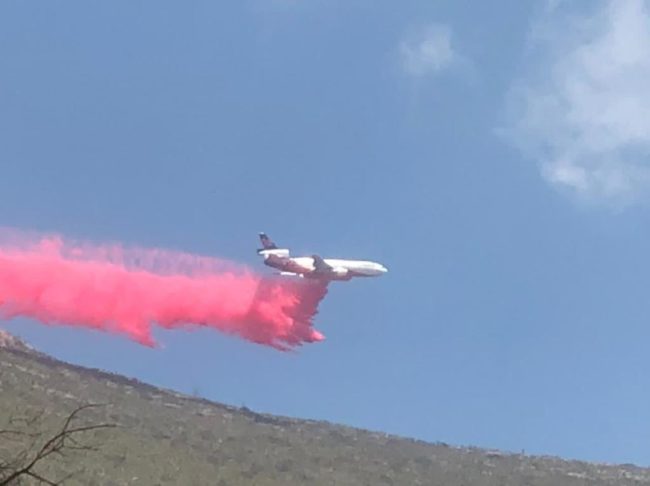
[256,233,388,282]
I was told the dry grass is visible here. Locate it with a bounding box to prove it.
[1,339,648,485]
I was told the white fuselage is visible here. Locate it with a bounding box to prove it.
[292,257,387,277]
[259,249,387,281]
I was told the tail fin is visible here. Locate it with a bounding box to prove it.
[258,232,278,253]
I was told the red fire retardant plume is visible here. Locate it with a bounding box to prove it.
[0,231,327,350]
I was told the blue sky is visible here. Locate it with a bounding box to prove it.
[3,0,650,466]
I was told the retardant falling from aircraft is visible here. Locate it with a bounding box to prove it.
[0,229,328,350]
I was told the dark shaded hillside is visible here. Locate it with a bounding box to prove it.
[0,332,648,485]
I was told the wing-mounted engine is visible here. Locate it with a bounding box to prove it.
[278,271,304,278]
[330,266,351,280]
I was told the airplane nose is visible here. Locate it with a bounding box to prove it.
[379,265,388,273]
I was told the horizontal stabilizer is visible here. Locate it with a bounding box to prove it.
[259,248,290,258]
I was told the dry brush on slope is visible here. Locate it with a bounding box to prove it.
[0,404,115,485]
[1,331,649,485]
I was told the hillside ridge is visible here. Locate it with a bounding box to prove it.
[1,329,649,485]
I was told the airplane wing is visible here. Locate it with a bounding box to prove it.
[311,254,333,273]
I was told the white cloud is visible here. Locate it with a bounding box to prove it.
[400,24,457,77]
[503,0,650,206]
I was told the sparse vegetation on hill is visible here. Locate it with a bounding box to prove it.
[1,331,648,485]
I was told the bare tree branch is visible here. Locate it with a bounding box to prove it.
[0,404,116,485]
